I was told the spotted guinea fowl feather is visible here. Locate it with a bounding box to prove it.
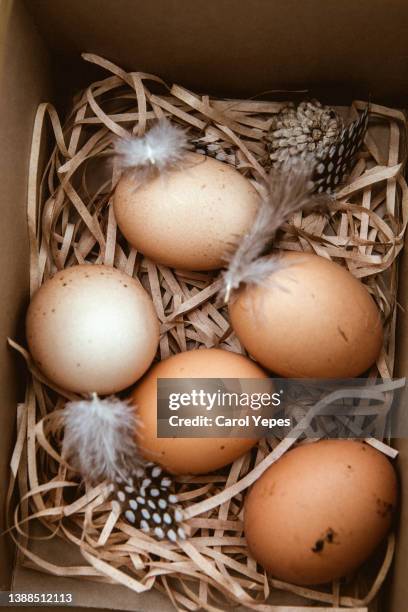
[313,105,369,194]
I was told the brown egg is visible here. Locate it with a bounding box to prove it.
[132,348,266,474]
[26,265,159,394]
[244,440,397,585]
[229,252,383,378]
[113,153,259,271]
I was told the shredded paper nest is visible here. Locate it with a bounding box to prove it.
[6,53,408,611]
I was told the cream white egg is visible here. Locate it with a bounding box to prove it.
[26,264,159,394]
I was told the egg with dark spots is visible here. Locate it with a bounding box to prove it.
[113,152,259,270]
[26,264,159,394]
[244,440,397,585]
[229,252,383,378]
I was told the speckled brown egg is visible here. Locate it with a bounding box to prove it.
[244,440,397,585]
[113,152,260,271]
[26,264,159,394]
[229,252,383,378]
[131,348,266,474]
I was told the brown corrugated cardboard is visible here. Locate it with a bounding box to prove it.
[23,0,408,104]
[1,1,407,610]
[0,0,50,593]
[388,244,408,609]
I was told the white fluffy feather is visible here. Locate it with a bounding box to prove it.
[62,394,143,484]
[115,119,189,176]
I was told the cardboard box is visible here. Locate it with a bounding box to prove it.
[1,1,408,610]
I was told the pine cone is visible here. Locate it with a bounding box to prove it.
[115,462,186,542]
[267,100,343,165]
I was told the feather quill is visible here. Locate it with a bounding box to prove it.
[115,119,189,180]
[222,161,324,301]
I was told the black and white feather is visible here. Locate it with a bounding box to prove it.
[62,394,185,542]
[222,161,321,301]
[115,119,189,179]
[313,106,369,194]
[114,462,186,542]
